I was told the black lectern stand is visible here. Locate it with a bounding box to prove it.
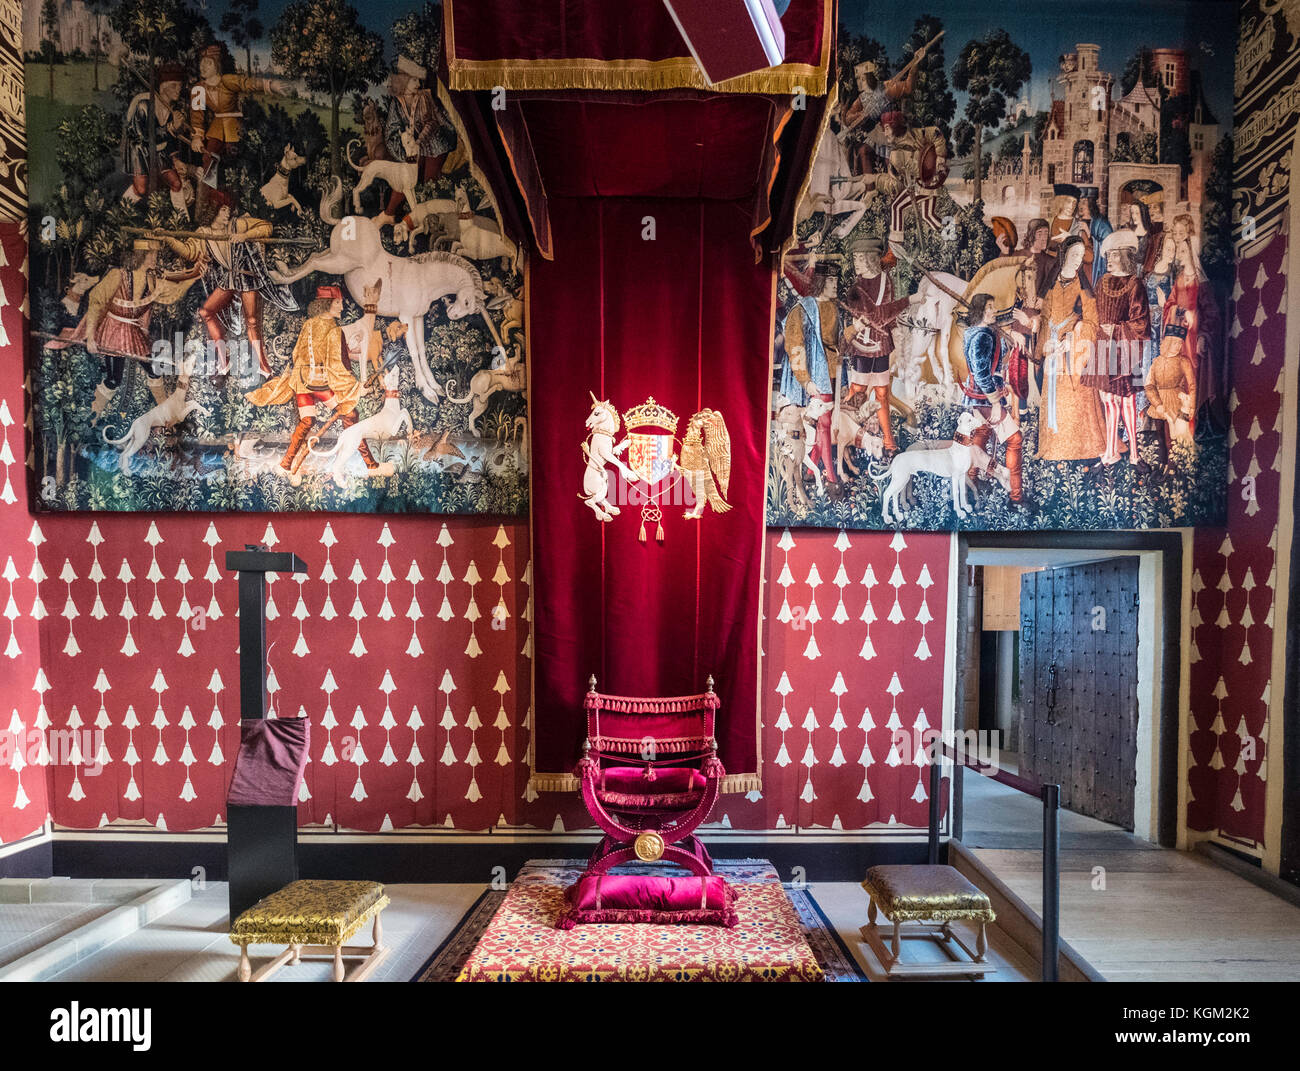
[225,546,308,922]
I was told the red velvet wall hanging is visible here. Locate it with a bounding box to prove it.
[529,197,774,790]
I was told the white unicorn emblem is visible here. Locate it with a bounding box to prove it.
[580,392,640,521]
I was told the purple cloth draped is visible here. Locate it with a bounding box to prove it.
[227,718,310,807]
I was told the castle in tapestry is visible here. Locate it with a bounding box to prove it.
[770,1,1234,531]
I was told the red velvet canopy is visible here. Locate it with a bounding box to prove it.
[441,1,835,792]
[445,0,831,95]
[519,96,779,199]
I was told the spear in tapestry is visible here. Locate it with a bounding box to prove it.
[123,225,317,246]
[840,29,946,134]
[32,329,158,365]
[889,242,1027,356]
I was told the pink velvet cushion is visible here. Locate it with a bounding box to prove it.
[557,873,738,929]
[594,766,707,809]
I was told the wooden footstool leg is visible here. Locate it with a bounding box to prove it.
[238,944,251,983]
[373,910,384,950]
[975,921,987,962]
[892,920,902,961]
[290,944,301,965]
[333,946,345,982]
[867,897,878,926]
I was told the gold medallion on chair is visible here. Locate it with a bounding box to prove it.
[634,831,666,861]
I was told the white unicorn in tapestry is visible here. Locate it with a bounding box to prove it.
[580,393,640,521]
[271,180,503,402]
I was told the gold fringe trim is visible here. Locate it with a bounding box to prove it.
[444,0,833,98]
[864,906,997,924]
[447,57,827,97]
[593,736,708,753]
[529,772,581,793]
[528,771,761,794]
[719,773,762,793]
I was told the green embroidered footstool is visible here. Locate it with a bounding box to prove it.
[230,880,391,982]
[859,865,996,979]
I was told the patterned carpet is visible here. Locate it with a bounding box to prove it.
[414,859,866,982]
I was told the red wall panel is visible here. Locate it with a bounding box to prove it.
[0,223,48,845]
[28,509,949,833]
[1187,232,1289,848]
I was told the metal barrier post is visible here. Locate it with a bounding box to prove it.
[1042,783,1060,982]
[953,761,964,841]
[928,752,942,864]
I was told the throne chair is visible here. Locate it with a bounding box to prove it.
[558,675,738,927]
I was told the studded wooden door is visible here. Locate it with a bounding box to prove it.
[1018,559,1139,829]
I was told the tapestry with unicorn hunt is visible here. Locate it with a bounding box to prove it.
[26,0,525,514]
[771,0,1234,530]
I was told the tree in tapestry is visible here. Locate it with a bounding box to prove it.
[770,0,1234,531]
[26,0,526,515]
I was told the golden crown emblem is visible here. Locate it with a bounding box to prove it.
[622,396,679,434]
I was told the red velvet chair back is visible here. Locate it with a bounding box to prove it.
[585,688,719,760]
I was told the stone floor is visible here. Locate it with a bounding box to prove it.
[972,847,1300,982]
[47,881,484,982]
[0,902,115,969]
[0,878,172,972]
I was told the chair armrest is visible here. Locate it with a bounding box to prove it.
[578,772,641,843]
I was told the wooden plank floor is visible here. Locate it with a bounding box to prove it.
[974,847,1300,981]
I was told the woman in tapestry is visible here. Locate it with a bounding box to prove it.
[1143,308,1197,462]
[1085,232,1150,471]
[1162,214,1224,433]
[1121,197,1164,275]
[1034,235,1107,463]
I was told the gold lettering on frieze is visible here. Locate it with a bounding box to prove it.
[0,68,22,125]
[0,0,19,47]
[1238,82,1300,155]
[1235,17,1276,95]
